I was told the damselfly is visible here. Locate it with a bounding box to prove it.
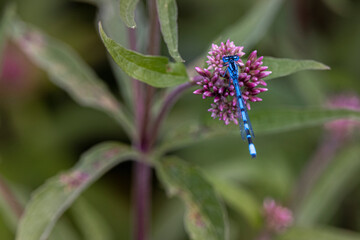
[222,55,256,158]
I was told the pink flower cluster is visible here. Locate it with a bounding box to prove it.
[263,198,293,232]
[193,40,270,125]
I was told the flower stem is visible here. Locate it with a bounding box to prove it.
[128,26,152,240]
[147,0,160,55]
[132,161,152,240]
[148,81,195,148]
[132,0,161,239]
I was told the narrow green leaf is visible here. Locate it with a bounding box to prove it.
[277,227,360,240]
[11,19,135,137]
[0,4,16,65]
[156,157,228,240]
[205,176,262,227]
[296,144,360,225]
[214,0,283,49]
[0,12,7,61]
[156,0,184,62]
[207,108,360,135]
[99,22,189,88]
[263,57,330,80]
[0,177,80,240]
[251,108,359,134]
[16,142,138,240]
[119,0,139,28]
[157,107,360,153]
[71,198,113,240]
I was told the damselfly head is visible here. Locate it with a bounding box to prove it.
[222,55,239,63]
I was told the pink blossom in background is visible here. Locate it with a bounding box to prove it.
[1,44,27,88]
[0,43,37,102]
[325,94,360,136]
[263,198,293,232]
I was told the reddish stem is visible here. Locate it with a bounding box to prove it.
[128,26,151,240]
[132,161,152,240]
[147,0,161,55]
[148,81,195,148]
[132,0,161,239]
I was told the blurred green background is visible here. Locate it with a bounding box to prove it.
[0,0,360,239]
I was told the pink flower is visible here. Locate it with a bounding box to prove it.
[193,40,270,125]
[206,39,245,74]
[263,198,293,232]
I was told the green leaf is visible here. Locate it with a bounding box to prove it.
[11,19,135,138]
[99,22,189,88]
[119,0,139,28]
[263,57,330,80]
[16,142,138,240]
[0,177,80,240]
[205,176,262,227]
[156,0,184,62]
[157,107,360,153]
[277,227,360,240]
[251,108,360,134]
[71,198,113,240]
[208,107,360,135]
[296,144,360,226]
[214,0,283,49]
[156,157,228,240]
[96,0,134,109]
[0,4,15,65]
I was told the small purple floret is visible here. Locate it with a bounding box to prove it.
[263,198,293,232]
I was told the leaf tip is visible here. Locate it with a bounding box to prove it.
[98,21,103,32]
[98,21,107,41]
[314,61,330,70]
[324,65,331,70]
[176,56,185,63]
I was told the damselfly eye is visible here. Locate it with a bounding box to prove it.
[233,56,239,61]
[222,56,229,63]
